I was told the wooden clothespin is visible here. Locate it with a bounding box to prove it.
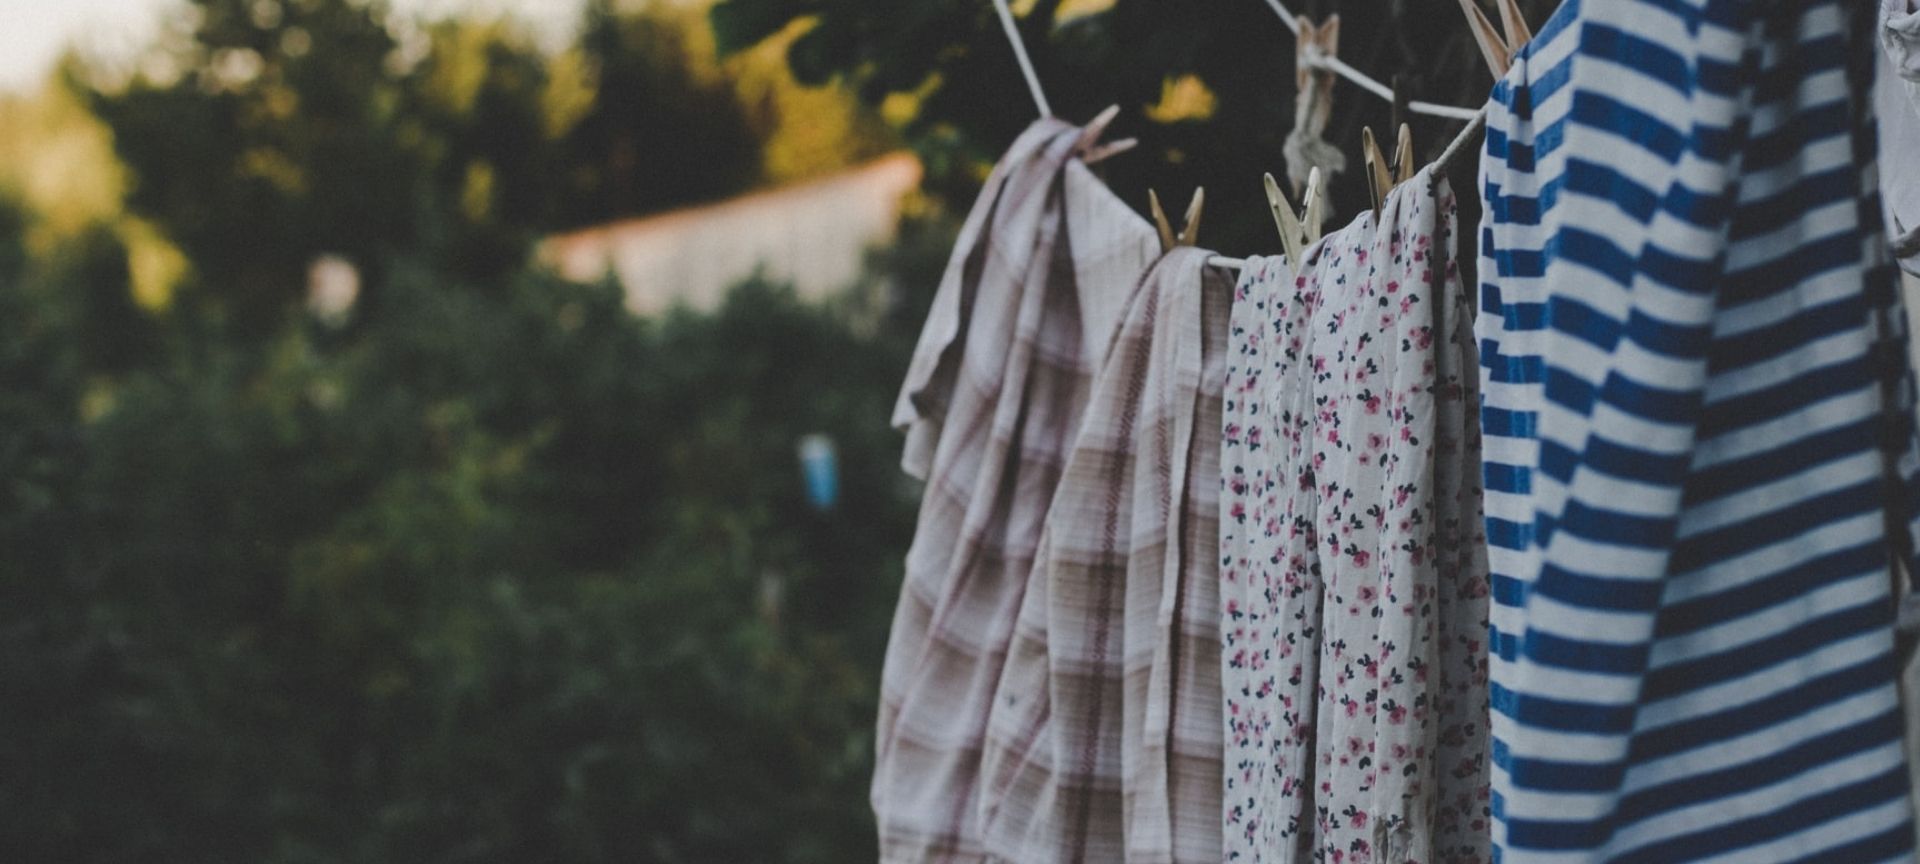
[1302,166,1325,244]
[1390,75,1410,146]
[1362,127,1392,216]
[1394,122,1415,184]
[1263,166,1325,263]
[1456,0,1533,77]
[1149,187,1205,252]
[1284,15,1346,198]
[1075,104,1138,165]
[1263,173,1307,264]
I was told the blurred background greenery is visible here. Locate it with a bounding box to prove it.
[0,0,1526,859]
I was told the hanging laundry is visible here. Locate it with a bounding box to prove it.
[1880,1,1920,847]
[1878,0,1920,275]
[874,116,1160,863]
[1219,167,1490,864]
[1477,1,1920,860]
[1884,0,1920,123]
[1284,16,1348,199]
[977,247,1231,864]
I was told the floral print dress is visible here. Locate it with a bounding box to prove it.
[1219,168,1490,864]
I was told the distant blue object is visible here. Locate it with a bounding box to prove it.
[798,434,839,511]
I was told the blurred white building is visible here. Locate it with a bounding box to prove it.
[538,152,922,315]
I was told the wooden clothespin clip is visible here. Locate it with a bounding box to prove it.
[1075,104,1138,165]
[1285,15,1346,199]
[1362,127,1392,216]
[1302,166,1325,243]
[1149,187,1205,252]
[1390,75,1410,145]
[1263,172,1307,264]
[1263,165,1325,263]
[1456,0,1533,78]
[1394,122,1415,184]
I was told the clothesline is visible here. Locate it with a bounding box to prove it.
[990,0,1483,122]
[987,0,1495,270]
[886,5,1920,862]
[992,0,1053,118]
[1258,0,1482,120]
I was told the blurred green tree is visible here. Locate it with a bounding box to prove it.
[87,0,421,329]
[0,1,934,860]
[554,0,765,228]
[86,0,772,330]
[0,245,918,860]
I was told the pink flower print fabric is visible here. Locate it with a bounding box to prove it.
[1219,168,1490,864]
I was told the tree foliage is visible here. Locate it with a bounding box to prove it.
[0,226,922,859]
[87,0,780,329]
[0,1,926,860]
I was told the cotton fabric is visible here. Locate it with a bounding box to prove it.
[977,247,1230,864]
[876,117,1160,863]
[1878,0,1920,274]
[1219,168,1490,864]
[1477,1,1920,860]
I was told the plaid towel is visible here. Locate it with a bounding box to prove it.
[978,247,1230,864]
[876,117,1159,863]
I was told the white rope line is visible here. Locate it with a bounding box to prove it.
[1261,0,1479,120]
[992,0,1053,117]
[1433,110,1488,178]
[1262,0,1300,31]
[1412,101,1484,121]
[992,0,1477,122]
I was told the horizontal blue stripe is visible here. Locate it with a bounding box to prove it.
[1684,416,1876,505]
[1530,560,1666,612]
[1669,478,1880,574]
[1580,24,1691,95]
[1506,300,1546,332]
[1629,652,1899,763]
[1487,517,1534,551]
[1655,540,1886,638]
[1616,709,1905,827]
[1563,157,1730,229]
[1579,432,1693,485]
[1549,497,1675,550]
[1556,227,1636,287]
[1497,626,1650,675]
[1569,91,1687,163]
[1545,295,1620,351]
[1695,354,1873,439]
[1609,766,1910,863]
[1491,572,1528,608]
[1485,461,1532,495]
[1490,681,1638,734]
[1780,823,1917,864]
[1723,231,1868,308]
[1486,350,1544,385]
[1480,406,1537,438]
[1642,599,1893,701]
[1705,294,1871,377]
[1537,438,1577,484]
[1726,165,1858,241]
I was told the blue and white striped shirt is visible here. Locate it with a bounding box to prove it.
[1477,0,1920,860]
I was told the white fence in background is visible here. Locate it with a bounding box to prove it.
[539,153,923,315]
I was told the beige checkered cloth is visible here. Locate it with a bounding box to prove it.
[977,247,1231,864]
[876,117,1160,863]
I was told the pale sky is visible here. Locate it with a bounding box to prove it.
[0,0,590,93]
